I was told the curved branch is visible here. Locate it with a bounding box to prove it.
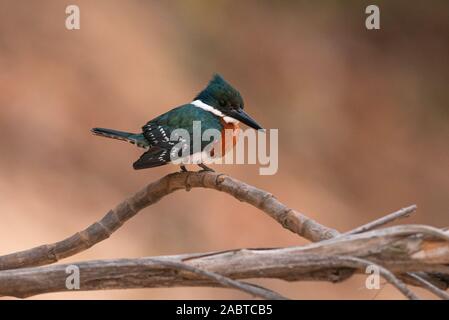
[0,171,337,271]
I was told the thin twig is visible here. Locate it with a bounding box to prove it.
[151,259,288,300]
[314,256,420,300]
[343,205,417,236]
[405,272,449,300]
[335,224,449,243]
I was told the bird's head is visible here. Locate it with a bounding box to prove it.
[194,74,263,130]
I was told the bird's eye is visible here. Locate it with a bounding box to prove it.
[219,100,226,107]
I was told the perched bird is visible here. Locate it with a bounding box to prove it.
[91,74,263,171]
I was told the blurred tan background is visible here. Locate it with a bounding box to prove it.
[0,0,448,299]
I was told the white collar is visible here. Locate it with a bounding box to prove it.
[191,100,239,124]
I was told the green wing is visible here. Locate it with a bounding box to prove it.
[133,104,222,169]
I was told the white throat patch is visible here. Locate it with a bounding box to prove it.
[191,100,239,124]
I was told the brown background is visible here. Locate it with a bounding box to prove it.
[0,0,448,299]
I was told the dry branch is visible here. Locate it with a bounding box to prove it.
[404,273,449,300]
[1,221,449,298]
[0,171,448,299]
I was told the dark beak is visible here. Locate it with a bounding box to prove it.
[228,109,263,130]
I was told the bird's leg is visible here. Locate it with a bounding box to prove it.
[198,163,215,172]
[180,165,188,172]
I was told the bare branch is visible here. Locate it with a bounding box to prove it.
[404,273,449,300]
[310,256,420,300]
[149,259,288,300]
[343,205,417,236]
[0,171,447,299]
[1,224,449,298]
[0,253,417,299]
[0,172,337,272]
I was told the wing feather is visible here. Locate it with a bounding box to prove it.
[134,104,222,170]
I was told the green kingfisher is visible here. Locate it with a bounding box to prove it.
[91,74,263,171]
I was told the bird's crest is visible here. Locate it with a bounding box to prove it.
[194,74,243,109]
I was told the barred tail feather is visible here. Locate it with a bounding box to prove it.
[91,127,149,148]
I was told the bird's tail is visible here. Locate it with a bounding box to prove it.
[91,127,149,148]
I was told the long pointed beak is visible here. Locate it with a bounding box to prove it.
[228,109,263,130]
